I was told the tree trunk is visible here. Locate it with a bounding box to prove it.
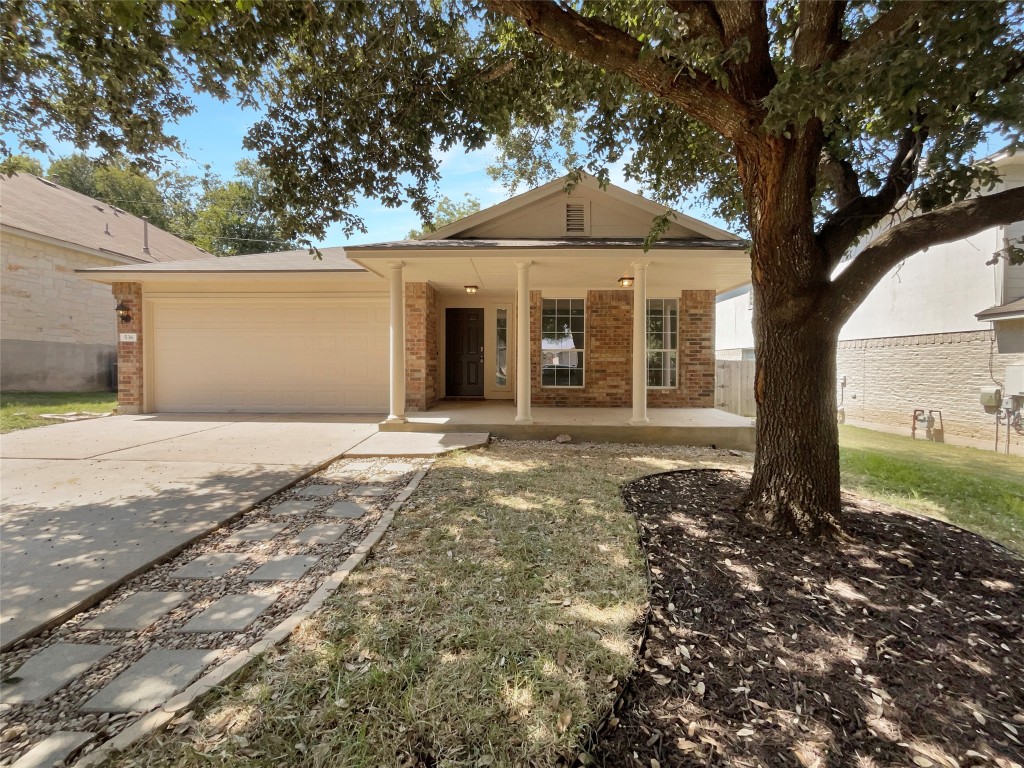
[744,292,843,537]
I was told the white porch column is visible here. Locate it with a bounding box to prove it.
[630,261,649,425]
[515,260,533,424]
[386,261,406,423]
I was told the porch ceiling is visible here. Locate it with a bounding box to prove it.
[348,249,752,295]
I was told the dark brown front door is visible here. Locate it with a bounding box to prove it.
[446,308,484,397]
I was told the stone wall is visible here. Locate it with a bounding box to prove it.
[112,282,144,414]
[405,282,440,411]
[527,288,716,408]
[837,329,1024,452]
[1,231,118,390]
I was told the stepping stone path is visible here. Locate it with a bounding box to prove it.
[0,456,429,767]
[9,731,94,768]
[293,523,348,545]
[82,649,221,713]
[324,501,371,519]
[176,594,280,633]
[83,592,189,632]
[246,556,320,582]
[294,484,344,498]
[169,552,249,579]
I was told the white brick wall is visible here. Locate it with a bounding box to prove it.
[1,232,118,346]
[837,330,1024,452]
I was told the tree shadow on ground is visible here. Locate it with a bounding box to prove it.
[595,469,1024,768]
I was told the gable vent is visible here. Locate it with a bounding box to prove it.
[565,203,587,234]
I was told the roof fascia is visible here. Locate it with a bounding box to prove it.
[2,224,147,265]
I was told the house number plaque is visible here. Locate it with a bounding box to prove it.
[119,333,138,343]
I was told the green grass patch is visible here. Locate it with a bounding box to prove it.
[839,425,1024,553]
[0,391,117,433]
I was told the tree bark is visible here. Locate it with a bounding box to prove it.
[745,295,843,537]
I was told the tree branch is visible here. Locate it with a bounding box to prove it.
[665,1,724,42]
[486,0,756,140]
[828,185,1024,322]
[819,150,861,208]
[834,1,927,60]
[794,0,845,69]
[817,123,926,269]
[711,0,777,99]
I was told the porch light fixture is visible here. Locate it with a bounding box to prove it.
[617,275,635,288]
[464,285,479,294]
[115,301,132,324]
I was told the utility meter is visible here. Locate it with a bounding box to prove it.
[980,385,1002,412]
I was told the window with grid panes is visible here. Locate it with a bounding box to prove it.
[540,299,585,387]
[647,298,678,388]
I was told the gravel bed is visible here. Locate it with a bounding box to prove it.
[0,456,429,766]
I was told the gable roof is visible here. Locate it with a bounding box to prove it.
[424,173,736,241]
[0,173,210,264]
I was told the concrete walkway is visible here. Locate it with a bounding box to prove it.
[0,414,379,649]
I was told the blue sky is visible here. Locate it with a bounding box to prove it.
[5,89,733,249]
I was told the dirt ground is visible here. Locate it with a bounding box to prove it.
[593,469,1024,768]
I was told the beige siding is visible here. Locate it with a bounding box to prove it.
[462,186,704,239]
[1,231,118,346]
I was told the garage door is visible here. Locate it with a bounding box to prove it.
[151,298,390,412]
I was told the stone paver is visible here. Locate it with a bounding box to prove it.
[293,523,348,545]
[83,591,189,632]
[10,731,95,768]
[82,649,220,713]
[175,593,280,633]
[246,555,321,582]
[169,552,249,579]
[349,485,389,497]
[324,501,371,519]
[382,462,417,473]
[225,522,287,542]
[267,499,320,516]
[2,644,118,705]
[294,484,344,498]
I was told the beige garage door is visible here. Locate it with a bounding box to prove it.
[151,298,390,412]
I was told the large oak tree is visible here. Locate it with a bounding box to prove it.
[4,0,1023,535]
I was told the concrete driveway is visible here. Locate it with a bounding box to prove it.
[0,413,379,649]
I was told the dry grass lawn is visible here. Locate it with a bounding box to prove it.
[101,441,745,768]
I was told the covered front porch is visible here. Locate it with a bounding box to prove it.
[378,401,755,451]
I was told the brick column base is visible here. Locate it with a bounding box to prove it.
[112,282,144,414]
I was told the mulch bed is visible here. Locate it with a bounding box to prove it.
[593,469,1024,768]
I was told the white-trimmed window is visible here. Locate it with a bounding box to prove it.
[647,298,678,388]
[541,298,585,387]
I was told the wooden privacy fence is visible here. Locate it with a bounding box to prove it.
[715,359,756,417]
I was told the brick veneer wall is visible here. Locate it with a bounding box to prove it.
[112,282,144,414]
[837,329,1024,451]
[405,282,440,411]
[528,288,716,408]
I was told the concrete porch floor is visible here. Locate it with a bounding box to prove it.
[380,402,755,451]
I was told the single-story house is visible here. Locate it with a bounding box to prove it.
[79,175,751,426]
[0,173,209,390]
[717,149,1024,453]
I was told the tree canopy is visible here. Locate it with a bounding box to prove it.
[4,0,1023,533]
[407,194,482,239]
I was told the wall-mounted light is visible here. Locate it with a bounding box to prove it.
[115,301,132,324]
[464,285,479,294]
[617,276,635,288]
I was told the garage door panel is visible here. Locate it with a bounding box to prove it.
[152,299,390,413]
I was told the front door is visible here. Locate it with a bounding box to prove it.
[446,308,485,397]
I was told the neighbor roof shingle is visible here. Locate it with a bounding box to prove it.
[0,173,210,263]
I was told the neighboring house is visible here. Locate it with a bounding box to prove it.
[0,173,209,390]
[78,175,749,421]
[716,150,1024,452]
